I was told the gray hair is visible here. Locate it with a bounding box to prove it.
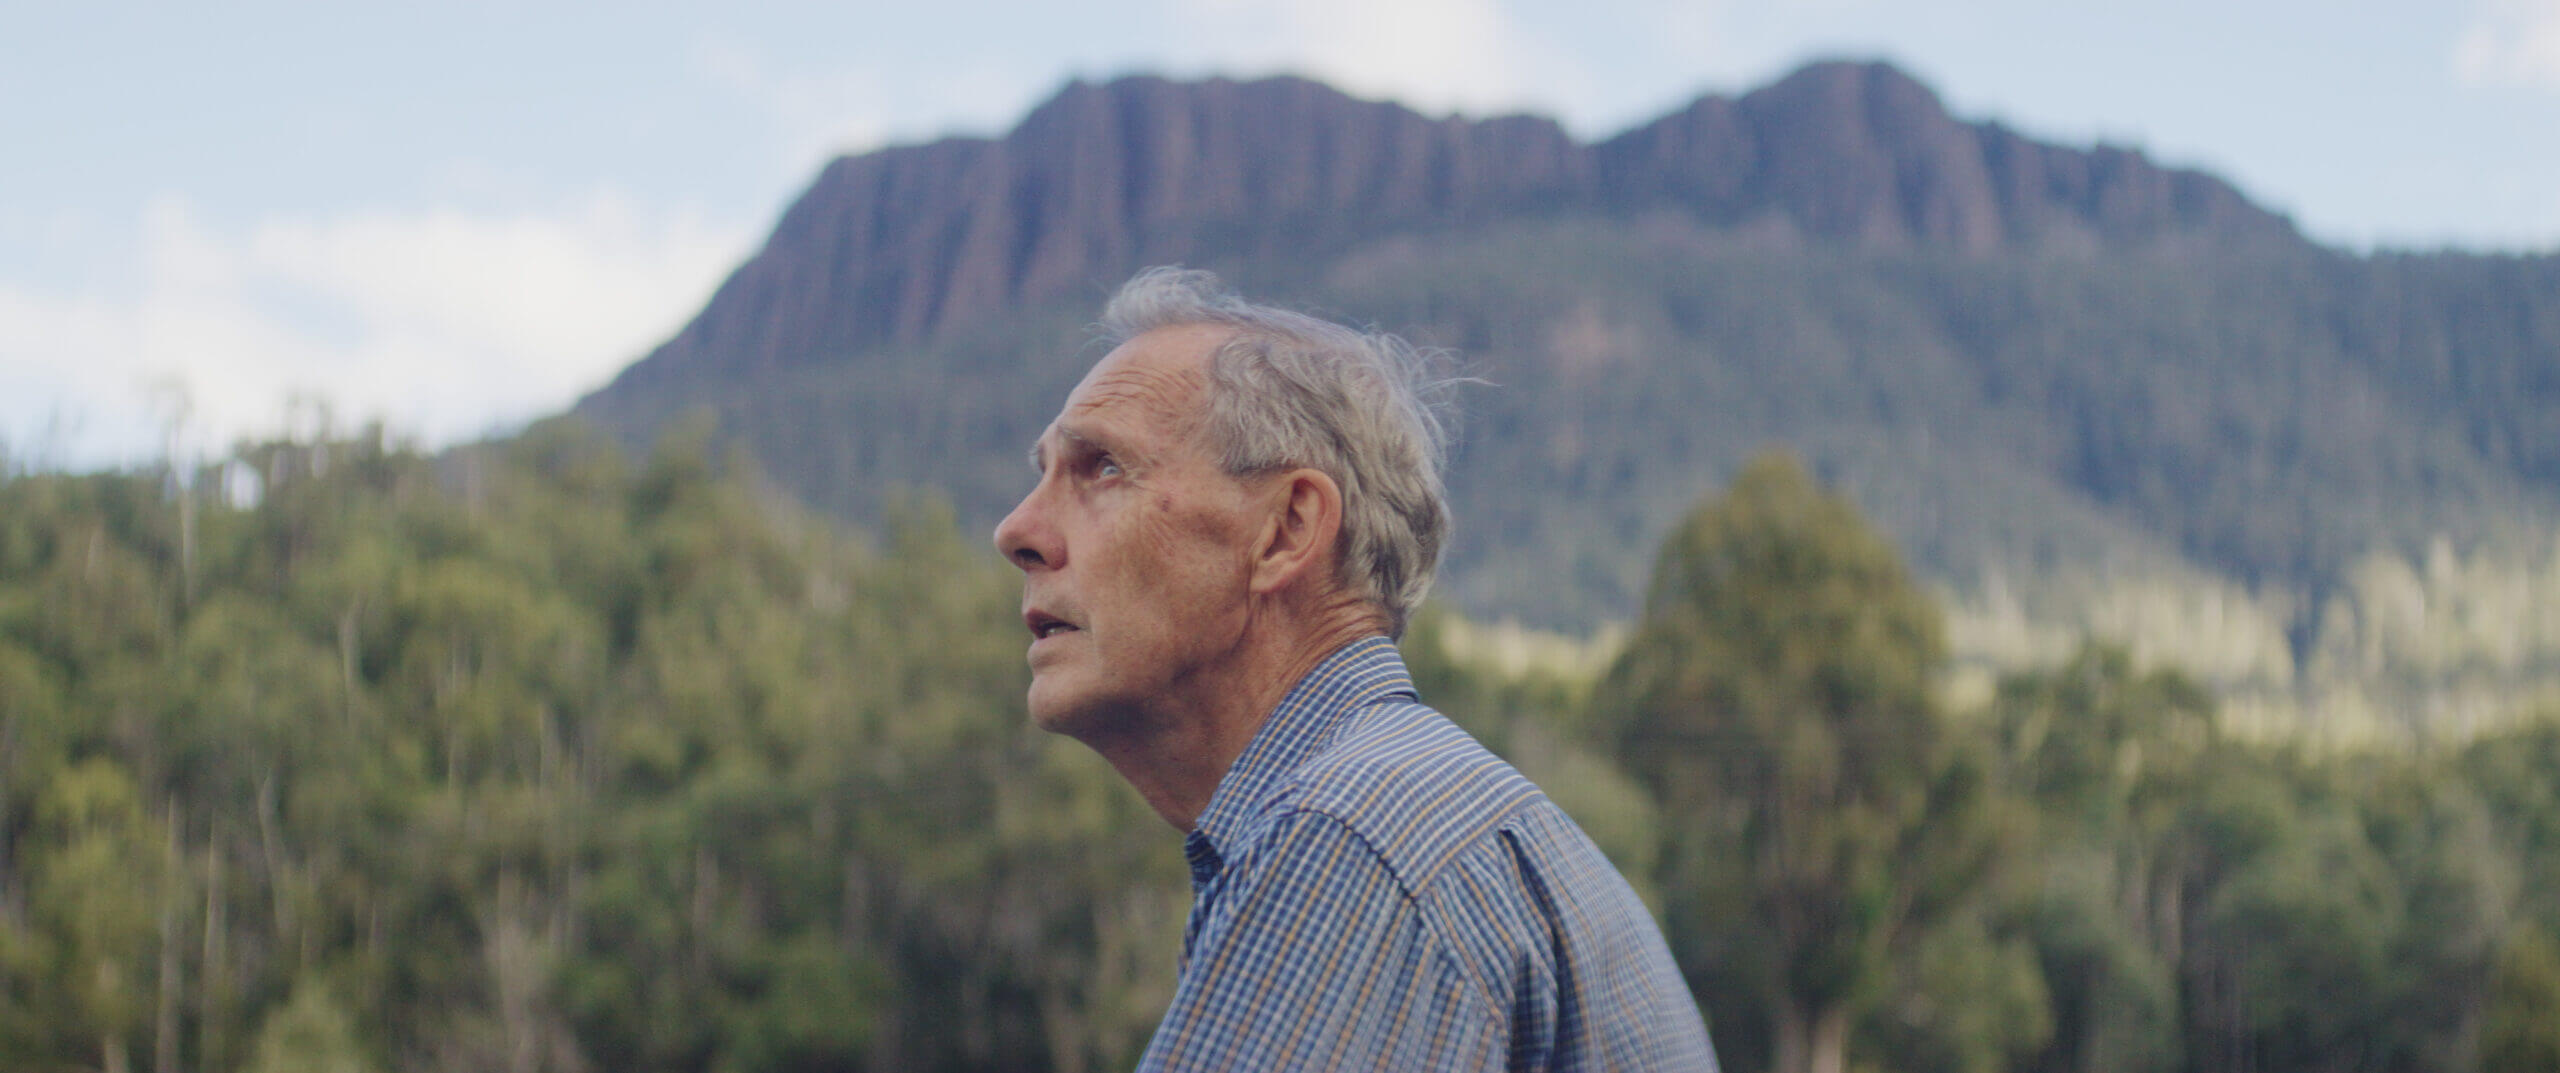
[1099,267,1456,638]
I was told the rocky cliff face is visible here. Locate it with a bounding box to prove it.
[1595,62,2292,251]
[588,60,2298,401]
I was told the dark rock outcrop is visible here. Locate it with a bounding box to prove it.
[1595,62,2294,251]
[589,60,2298,401]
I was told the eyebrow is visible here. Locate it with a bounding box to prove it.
[1027,426,1102,472]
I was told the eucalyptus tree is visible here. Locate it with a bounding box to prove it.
[1596,453,2033,1073]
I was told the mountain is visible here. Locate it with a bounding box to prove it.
[574,60,2560,727]
[591,60,2293,399]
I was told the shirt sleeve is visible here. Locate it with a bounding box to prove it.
[1138,808,1507,1071]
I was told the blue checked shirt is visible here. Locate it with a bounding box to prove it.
[1137,637,1718,1071]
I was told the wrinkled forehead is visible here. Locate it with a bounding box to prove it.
[1057,324,1230,440]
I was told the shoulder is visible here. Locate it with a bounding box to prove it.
[1266,698,1546,894]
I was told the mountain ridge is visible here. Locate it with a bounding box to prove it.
[589,59,2297,405]
[569,61,2560,720]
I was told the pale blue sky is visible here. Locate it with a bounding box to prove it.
[5,0,2555,467]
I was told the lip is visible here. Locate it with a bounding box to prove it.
[1024,608,1080,643]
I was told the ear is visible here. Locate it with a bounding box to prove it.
[1247,467,1345,598]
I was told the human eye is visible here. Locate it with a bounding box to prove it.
[1095,456,1126,479]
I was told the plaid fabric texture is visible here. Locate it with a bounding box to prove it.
[1137,637,1719,1071]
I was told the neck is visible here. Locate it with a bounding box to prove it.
[1079,594,1389,831]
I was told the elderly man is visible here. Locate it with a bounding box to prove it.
[994,267,1716,1071]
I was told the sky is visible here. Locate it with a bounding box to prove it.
[4,0,2556,470]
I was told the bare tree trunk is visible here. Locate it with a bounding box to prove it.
[256,771,293,948]
[487,873,542,1073]
[1771,996,1852,1073]
[1773,997,1809,1073]
[0,713,15,918]
[1039,985,1089,1073]
[177,478,195,609]
[198,835,225,1073]
[156,803,182,1073]
[338,602,362,728]
[1809,1004,1850,1073]
[689,847,716,978]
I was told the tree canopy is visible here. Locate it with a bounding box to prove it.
[3,431,2556,1072]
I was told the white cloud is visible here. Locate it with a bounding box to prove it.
[2456,0,2560,88]
[0,194,748,469]
[1648,0,1730,68]
[693,38,897,171]
[1172,0,1569,117]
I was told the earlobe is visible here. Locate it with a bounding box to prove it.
[1249,468,1343,596]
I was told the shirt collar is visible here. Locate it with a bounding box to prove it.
[1187,636,1417,867]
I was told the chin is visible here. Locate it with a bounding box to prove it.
[1024,676,1088,734]
[1025,675,1135,741]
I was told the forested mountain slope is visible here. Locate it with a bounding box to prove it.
[575,61,2560,718]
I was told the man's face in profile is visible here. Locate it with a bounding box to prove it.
[994,324,1264,739]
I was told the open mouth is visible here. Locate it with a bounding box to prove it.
[1026,611,1079,639]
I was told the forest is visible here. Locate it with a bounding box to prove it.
[3,423,2558,1073]
[585,232,2560,635]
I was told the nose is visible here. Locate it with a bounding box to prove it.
[992,482,1061,572]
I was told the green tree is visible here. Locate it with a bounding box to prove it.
[245,976,381,1073]
[2481,924,2560,1073]
[1595,452,2026,1073]
[24,758,177,1073]
[1989,645,2212,1073]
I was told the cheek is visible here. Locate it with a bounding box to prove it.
[1129,499,1222,568]
[1124,514,1246,612]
